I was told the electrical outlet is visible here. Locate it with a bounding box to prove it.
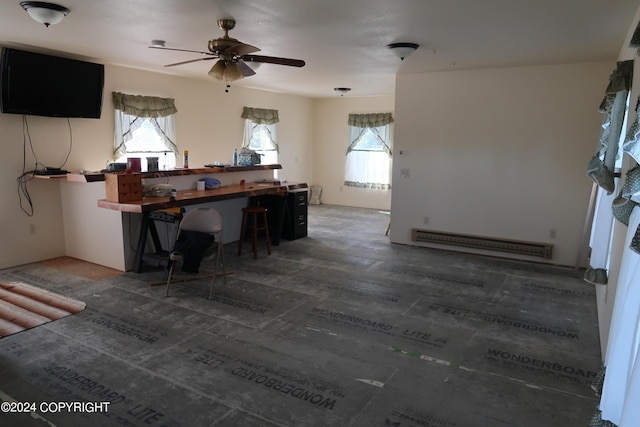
[29,224,36,235]
[400,168,410,178]
[424,216,430,225]
[549,229,557,239]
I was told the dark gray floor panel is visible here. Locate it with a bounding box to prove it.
[141,330,392,426]
[111,274,314,329]
[0,338,231,427]
[497,274,598,319]
[261,300,472,367]
[352,367,597,427]
[0,328,72,371]
[0,205,602,426]
[406,293,600,356]
[212,408,281,426]
[268,264,428,311]
[49,287,224,363]
[458,334,601,398]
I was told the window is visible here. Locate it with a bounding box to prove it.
[345,113,393,190]
[241,107,279,166]
[586,59,640,425]
[113,92,178,171]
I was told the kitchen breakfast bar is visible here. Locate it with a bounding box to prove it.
[61,164,307,272]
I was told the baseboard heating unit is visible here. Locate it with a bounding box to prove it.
[411,229,553,259]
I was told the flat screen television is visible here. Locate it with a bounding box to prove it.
[0,47,104,119]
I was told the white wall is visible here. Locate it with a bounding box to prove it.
[106,66,315,178]
[60,181,124,269]
[391,62,613,267]
[0,115,71,268]
[0,62,314,270]
[312,96,395,210]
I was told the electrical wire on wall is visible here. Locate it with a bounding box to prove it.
[60,118,73,170]
[17,115,37,216]
[16,115,74,216]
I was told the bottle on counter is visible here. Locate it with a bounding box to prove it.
[233,148,238,166]
[183,150,189,168]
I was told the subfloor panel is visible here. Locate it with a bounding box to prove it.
[0,205,600,426]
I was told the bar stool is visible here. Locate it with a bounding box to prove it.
[238,206,272,259]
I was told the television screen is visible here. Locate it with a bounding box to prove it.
[0,47,104,119]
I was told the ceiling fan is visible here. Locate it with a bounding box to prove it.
[150,19,305,86]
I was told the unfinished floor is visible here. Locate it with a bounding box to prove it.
[0,205,601,426]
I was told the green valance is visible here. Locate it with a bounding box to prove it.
[241,107,279,125]
[606,60,634,95]
[112,92,177,118]
[348,113,394,128]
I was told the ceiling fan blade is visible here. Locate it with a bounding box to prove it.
[226,42,261,56]
[149,46,214,56]
[242,55,305,67]
[165,57,216,67]
[236,59,256,77]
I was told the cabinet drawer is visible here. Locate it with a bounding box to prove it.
[295,193,307,205]
[283,190,308,240]
[105,173,143,203]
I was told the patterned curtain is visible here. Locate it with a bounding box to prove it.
[591,60,640,427]
[586,61,633,194]
[241,107,279,125]
[344,113,394,190]
[113,92,178,159]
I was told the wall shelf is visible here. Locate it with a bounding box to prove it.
[66,164,282,183]
[33,173,70,180]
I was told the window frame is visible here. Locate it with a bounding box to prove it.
[344,114,393,190]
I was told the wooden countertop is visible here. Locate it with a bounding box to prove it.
[97,182,308,213]
[68,164,283,183]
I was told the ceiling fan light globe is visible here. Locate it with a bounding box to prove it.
[236,60,257,77]
[224,62,243,81]
[208,60,226,79]
[245,60,262,71]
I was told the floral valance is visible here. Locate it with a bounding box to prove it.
[605,60,634,96]
[598,60,634,114]
[348,113,394,128]
[112,92,177,118]
[241,107,279,125]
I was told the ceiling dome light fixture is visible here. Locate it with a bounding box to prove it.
[387,42,419,60]
[20,1,69,27]
[334,87,351,96]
